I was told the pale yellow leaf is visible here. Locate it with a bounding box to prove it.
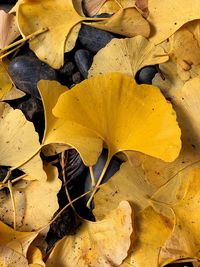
[89,36,168,78]
[46,201,133,267]
[0,246,28,267]
[27,246,45,267]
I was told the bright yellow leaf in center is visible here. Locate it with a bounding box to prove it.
[53,72,181,163]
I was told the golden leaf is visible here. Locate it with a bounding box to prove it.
[151,167,200,264]
[148,0,200,44]
[0,10,20,49]
[27,245,45,267]
[0,60,13,99]
[53,72,181,163]
[46,201,133,267]
[0,165,61,232]
[88,36,168,78]
[84,0,107,16]
[0,103,46,180]
[38,80,103,166]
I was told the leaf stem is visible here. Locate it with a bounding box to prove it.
[0,27,48,53]
[86,154,111,208]
[89,166,96,187]
[0,42,25,60]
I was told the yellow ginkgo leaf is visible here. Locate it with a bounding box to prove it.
[38,80,103,166]
[0,10,20,49]
[148,0,200,44]
[0,220,37,256]
[0,164,61,232]
[46,201,133,267]
[0,246,29,267]
[88,36,169,78]
[27,245,45,267]
[151,167,200,264]
[128,206,173,267]
[0,60,13,99]
[84,0,107,16]
[0,102,46,180]
[53,72,181,163]
[89,7,150,38]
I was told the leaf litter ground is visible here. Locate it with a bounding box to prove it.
[0,0,199,267]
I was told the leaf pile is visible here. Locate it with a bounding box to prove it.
[0,0,200,267]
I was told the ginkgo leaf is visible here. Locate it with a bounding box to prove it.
[88,36,169,78]
[0,164,61,232]
[53,72,181,164]
[0,220,37,256]
[89,7,150,38]
[151,167,200,264]
[0,102,46,181]
[128,206,173,267]
[46,201,133,267]
[0,246,29,267]
[84,0,107,16]
[148,0,200,44]
[0,59,25,101]
[0,10,20,49]
[38,80,103,166]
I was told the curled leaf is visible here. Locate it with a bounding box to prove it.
[89,36,169,78]
[46,201,133,267]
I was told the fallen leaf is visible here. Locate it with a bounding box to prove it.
[84,0,107,16]
[38,80,103,166]
[148,0,200,44]
[27,245,45,267]
[151,167,200,264]
[0,246,29,267]
[89,7,150,38]
[128,206,173,267]
[0,10,20,49]
[0,60,13,99]
[53,72,181,163]
[46,201,133,267]
[0,164,61,232]
[135,0,148,17]
[88,36,168,78]
[0,220,37,256]
[0,102,46,180]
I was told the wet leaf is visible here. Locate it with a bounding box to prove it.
[53,72,181,164]
[89,36,168,78]
[46,201,133,267]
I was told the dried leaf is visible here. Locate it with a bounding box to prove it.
[0,10,20,49]
[84,0,107,16]
[46,201,133,267]
[27,245,45,267]
[0,220,37,256]
[0,61,13,99]
[89,36,168,78]
[0,246,29,267]
[38,80,102,166]
[89,7,150,38]
[0,164,61,231]
[0,102,46,180]
[148,0,200,44]
[53,72,181,163]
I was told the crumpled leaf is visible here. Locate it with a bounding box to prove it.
[0,246,29,267]
[0,102,46,180]
[151,167,200,264]
[0,164,61,232]
[0,10,20,49]
[128,207,173,267]
[0,220,37,256]
[46,201,133,267]
[89,7,150,38]
[148,0,200,44]
[53,72,181,164]
[88,36,168,78]
[38,80,102,166]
